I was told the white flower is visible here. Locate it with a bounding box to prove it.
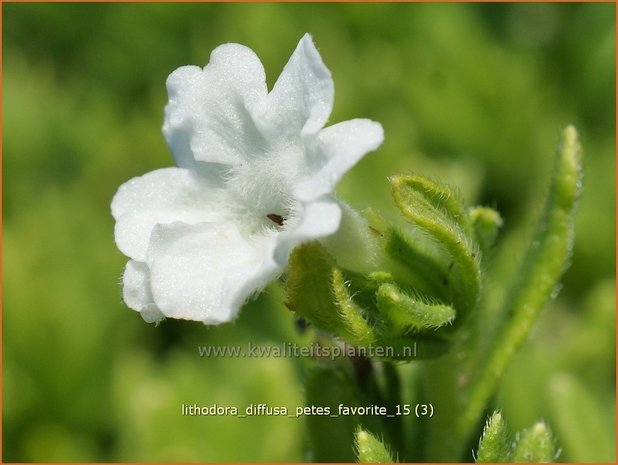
[111,34,384,325]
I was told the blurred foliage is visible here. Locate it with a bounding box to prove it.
[3,3,614,462]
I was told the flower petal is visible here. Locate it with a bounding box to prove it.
[260,34,334,140]
[122,260,166,323]
[163,44,268,167]
[274,196,342,265]
[122,260,152,309]
[147,222,280,324]
[112,167,227,262]
[295,119,384,202]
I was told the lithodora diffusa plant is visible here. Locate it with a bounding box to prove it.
[112,34,583,462]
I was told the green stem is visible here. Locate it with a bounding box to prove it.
[457,126,583,451]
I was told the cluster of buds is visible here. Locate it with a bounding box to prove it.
[285,174,502,359]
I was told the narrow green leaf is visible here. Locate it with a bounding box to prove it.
[376,283,455,332]
[355,427,396,463]
[476,411,511,462]
[459,126,584,450]
[512,422,555,463]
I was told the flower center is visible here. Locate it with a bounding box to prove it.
[226,151,302,236]
[266,213,286,226]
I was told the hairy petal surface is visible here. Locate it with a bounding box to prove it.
[163,44,268,167]
[297,119,384,202]
[147,222,279,324]
[260,33,334,140]
[112,167,227,262]
[121,260,166,323]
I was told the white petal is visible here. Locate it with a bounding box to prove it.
[140,305,166,324]
[274,196,342,266]
[112,167,227,262]
[122,260,152,309]
[147,222,280,324]
[260,34,334,140]
[122,260,165,323]
[163,44,268,167]
[295,119,384,202]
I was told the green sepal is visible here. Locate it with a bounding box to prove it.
[284,241,345,334]
[476,411,511,462]
[512,422,555,463]
[376,283,456,332]
[355,427,396,463]
[286,242,378,348]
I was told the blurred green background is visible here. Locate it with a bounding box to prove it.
[3,3,615,462]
